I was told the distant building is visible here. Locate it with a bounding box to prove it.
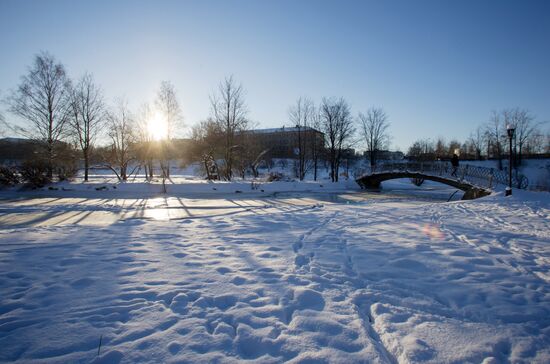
[243,126,325,159]
[340,148,357,160]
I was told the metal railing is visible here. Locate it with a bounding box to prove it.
[355,162,528,190]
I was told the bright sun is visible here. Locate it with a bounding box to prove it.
[147,111,169,141]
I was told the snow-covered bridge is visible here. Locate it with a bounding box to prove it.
[356,162,528,200]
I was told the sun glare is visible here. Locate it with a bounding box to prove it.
[148,111,169,141]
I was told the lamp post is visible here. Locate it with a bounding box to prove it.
[506,124,515,196]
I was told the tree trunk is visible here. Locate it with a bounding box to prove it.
[47,142,54,179]
[370,151,375,169]
[84,149,89,182]
[330,149,336,182]
[313,157,318,181]
[204,159,211,179]
[225,155,232,181]
[496,143,503,170]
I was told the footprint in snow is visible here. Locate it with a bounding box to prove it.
[293,288,325,311]
[216,267,232,274]
[295,254,310,267]
[70,277,94,289]
[231,276,247,285]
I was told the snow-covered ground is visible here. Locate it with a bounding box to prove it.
[0,179,549,363]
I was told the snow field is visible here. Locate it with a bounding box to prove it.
[0,186,549,363]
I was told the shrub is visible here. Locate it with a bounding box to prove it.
[0,166,20,187]
[267,172,283,182]
[56,163,78,181]
[20,160,51,188]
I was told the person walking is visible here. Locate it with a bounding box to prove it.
[451,153,459,177]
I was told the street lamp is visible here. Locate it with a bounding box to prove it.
[506,124,515,196]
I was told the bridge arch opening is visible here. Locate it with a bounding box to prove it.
[356,172,491,200]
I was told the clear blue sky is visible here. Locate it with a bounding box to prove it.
[1,0,549,150]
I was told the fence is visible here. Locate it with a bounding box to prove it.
[355,162,529,190]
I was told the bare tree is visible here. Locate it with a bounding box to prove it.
[234,129,267,179]
[0,111,4,137]
[468,126,485,160]
[504,108,543,165]
[155,81,182,139]
[358,107,390,169]
[288,97,315,180]
[408,139,435,161]
[210,76,249,180]
[523,129,547,155]
[155,81,183,178]
[320,97,355,182]
[69,73,105,181]
[6,52,72,178]
[106,100,135,181]
[486,111,504,170]
[309,107,323,181]
[190,118,223,179]
[434,137,446,159]
[135,103,155,179]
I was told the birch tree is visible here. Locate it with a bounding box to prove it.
[190,118,223,179]
[106,100,135,181]
[486,111,504,170]
[468,126,485,160]
[309,108,323,181]
[155,81,183,178]
[210,76,248,180]
[504,108,541,165]
[358,107,390,169]
[6,52,72,178]
[288,97,315,180]
[135,103,155,179]
[69,73,105,181]
[320,97,355,182]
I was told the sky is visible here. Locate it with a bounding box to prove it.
[0,0,549,151]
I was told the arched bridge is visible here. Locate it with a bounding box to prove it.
[355,162,528,200]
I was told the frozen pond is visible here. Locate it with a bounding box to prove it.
[0,187,461,228]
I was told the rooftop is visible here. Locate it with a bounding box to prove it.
[245,126,322,134]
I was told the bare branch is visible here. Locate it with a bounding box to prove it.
[105,99,135,181]
[69,72,106,180]
[209,76,249,180]
[5,52,72,177]
[320,97,355,182]
[358,107,390,168]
